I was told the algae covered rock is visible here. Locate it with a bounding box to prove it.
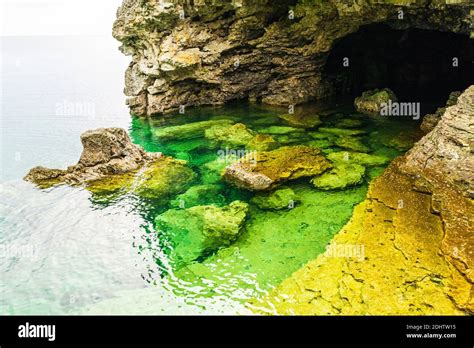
[24,128,161,188]
[170,184,225,208]
[278,113,321,128]
[258,126,304,135]
[247,134,280,151]
[318,127,367,136]
[354,88,397,115]
[87,157,196,200]
[311,163,365,190]
[333,118,364,128]
[328,151,390,167]
[155,201,249,267]
[153,119,233,141]
[204,122,255,147]
[224,145,332,191]
[200,154,239,184]
[251,187,300,210]
[335,136,370,152]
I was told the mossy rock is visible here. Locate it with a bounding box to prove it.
[154,201,249,268]
[333,118,364,128]
[204,123,255,147]
[278,113,321,128]
[87,157,196,200]
[224,145,333,191]
[328,151,390,167]
[258,126,304,135]
[170,184,226,208]
[354,88,397,115]
[247,133,280,151]
[305,139,334,149]
[311,163,366,190]
[154,119,233,140]
[318,127,367,136]
[335,136,371,152]
[251,187,300,210]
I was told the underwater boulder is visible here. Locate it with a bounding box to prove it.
[335,136,371,153]
[170,184,225,208]
[155,201,249,268]
[328,151,390,167]
[354,88,397,115]
[318,127,367,136]
[204,122,255,147]
[251,187,300,210]
[153,119,234,141]
[200,154,239,184]
[224,145,332,191]
[311,163,366,190]
[247,134,280,151]
[258,126,304,135]
[333,118,364,128]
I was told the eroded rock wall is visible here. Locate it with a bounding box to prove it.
[113,0,473,116]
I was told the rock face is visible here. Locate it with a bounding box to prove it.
[399,85,474,283]
[254,85,474,315]
[155,201,249,268]
[224,146,332,191]
[354,88,397,115]
[24,128,161,187]
[420,91,461,133]
[113,0,472,116]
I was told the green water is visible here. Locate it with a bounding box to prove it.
[90,99,420,311]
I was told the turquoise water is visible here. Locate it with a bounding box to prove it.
[0,36,422,315]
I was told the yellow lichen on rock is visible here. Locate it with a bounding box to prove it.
[253,159,471,315]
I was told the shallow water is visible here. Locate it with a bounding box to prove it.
[1,37,423,315]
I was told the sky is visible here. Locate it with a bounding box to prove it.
[0,0,124,36]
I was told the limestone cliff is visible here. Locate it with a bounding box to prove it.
[113,0,473,116]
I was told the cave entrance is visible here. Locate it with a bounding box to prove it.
[323,23,473,112]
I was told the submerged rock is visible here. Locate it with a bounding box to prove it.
[258,126,304,135]
[154,119,233,141]
[333,118,364,128]
[170,184,225,208]
[318,127,366,136]
[328,151,390,167]
[278,113,321,128]
[247,134,280,151]
[224,145,332,191]
[334,136,370,153]
[204,122,255,147]
[354,88,397,115]
[155,201,249,267]
[311,163,365,190]
[24,128,161,188]
[251,187,300,210]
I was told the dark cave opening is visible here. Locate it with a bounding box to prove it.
[323,23,473,111]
